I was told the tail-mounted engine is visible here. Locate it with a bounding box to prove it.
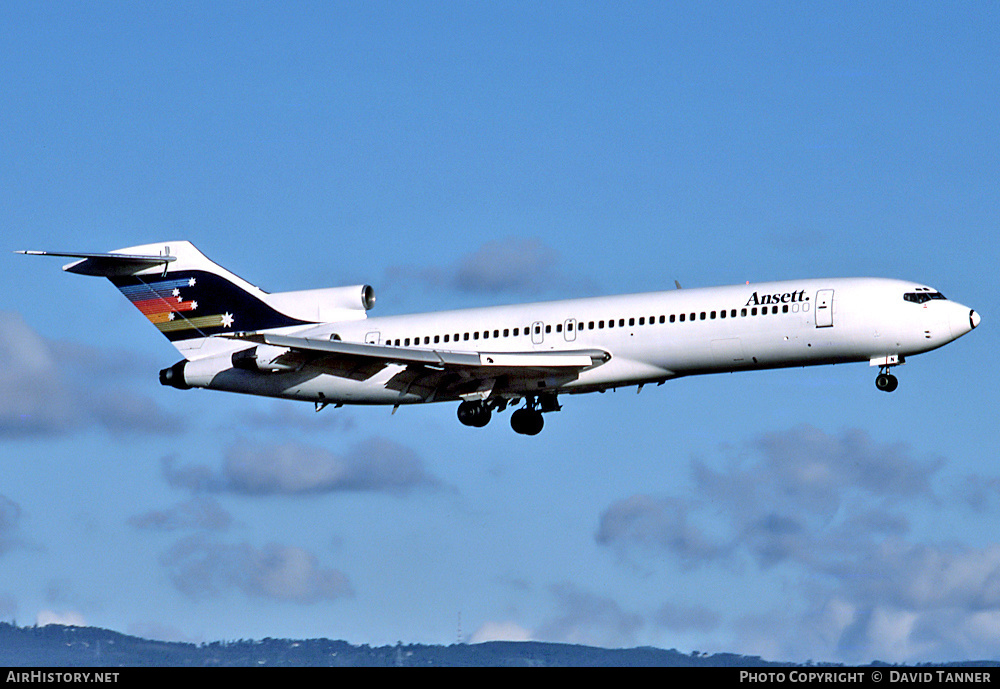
[159,360,190,389]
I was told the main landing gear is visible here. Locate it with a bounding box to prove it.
[456,399,492,428]
[457,394,560,435]
[510,407,544,436]
[875,367,899,393]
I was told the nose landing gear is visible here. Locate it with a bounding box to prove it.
[875,367,899,393]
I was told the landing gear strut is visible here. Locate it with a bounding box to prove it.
[875,367,899,393]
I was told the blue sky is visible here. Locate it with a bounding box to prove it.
[1,2,998,664]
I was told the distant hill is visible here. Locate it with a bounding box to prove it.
[0,623,788,667]
[5,623,997,667]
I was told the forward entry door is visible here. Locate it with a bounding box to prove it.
[815,290,834,328]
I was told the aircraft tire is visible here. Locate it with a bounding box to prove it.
[875,373,898,392]
[457,401,491,427]
[511,408,544,435]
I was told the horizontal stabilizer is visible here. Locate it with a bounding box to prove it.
[16,250,176,277]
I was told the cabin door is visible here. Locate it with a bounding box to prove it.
[815,290,834,328]
[531,321,544,345]
[564,318,577,342]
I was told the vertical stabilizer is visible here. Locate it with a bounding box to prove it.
[21,241,314,359]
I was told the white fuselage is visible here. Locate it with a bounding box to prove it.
[181,277,978,406]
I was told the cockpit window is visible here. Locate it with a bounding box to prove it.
[904,291,947,304]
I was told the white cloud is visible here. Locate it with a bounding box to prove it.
[0,495,24,556]
[469,621,534,643]
[385,237,595,298]
[36,610,86,627]
[0,312,77,435]
[595,494,727,566]
[0,311,181,437]
[161,536,353,603]
[129,496,233,532]
[163,437,442,496]
[534,583,644,648]
[596,425,1000,663]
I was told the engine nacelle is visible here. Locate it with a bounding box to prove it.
[159,360,190,389]
[266,284,376,322]
[231,344,295,373]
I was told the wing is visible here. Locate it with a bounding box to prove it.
[227,332,611,401]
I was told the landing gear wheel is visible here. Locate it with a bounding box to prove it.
[457,400,492,427]
[875,372,898,392]
[510,408,544,435]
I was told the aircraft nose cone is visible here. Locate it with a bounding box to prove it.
[971,309,981,330]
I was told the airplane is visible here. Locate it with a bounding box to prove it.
[19,241,980,435]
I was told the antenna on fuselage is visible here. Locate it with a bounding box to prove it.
[674,280,682,289]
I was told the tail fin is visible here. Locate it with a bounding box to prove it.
[21,241,314,358]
